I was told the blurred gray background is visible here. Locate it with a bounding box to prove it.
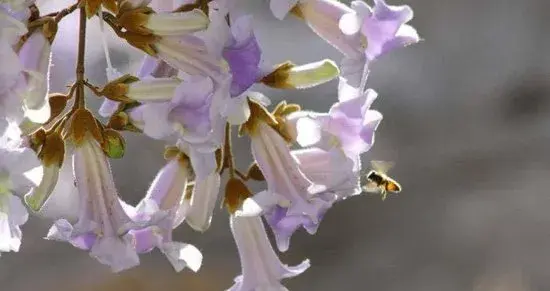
[3,0,550,290]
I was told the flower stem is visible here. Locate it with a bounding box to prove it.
[224,123,235,178]
[52,2,80,23]
[75,5,87,109]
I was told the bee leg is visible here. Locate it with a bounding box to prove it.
[380,190,388,201]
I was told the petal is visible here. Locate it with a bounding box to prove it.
[37,152,80,221]
[160,241,203,272]
[24,164,59,212]
[339,12,361,35]
[221,94,251,125]
[46,219,74,242]
[185,172,221,232]
[18,31,51,110]
[188,148,217,180]
[8,194,28,226]
[129,103,176,140]
[90,236,140,272]
[98,99,119,118]
[229,215,309,291]
[270,0,299,20]
[235,190,279,217]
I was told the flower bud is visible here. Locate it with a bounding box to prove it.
[261,59,339,89]
[101,129,126,159]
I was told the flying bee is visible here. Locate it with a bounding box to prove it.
[363,160,402,201]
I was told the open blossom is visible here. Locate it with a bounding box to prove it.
[222,15,264,98]
[199,10,264,125]
[130,75,229,179]
[244,120,329,220]
[288,0,359,57]
[45,132,146,272]
[228,215,310,291]
[339,0,420,87]
[239,121,364,251]
[127,155,202,272]
[0,7,26,131]
[17,30,52,110]
[0,123,39,255]
[236,103,335,250]
[0,26,52,129]
[264,147,360,251]
[285,86,383,158]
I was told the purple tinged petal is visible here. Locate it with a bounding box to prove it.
[222,16,262,97]
[229,215,309,291]
[46,138,146,272]
[326,89,382,155]
[129,103,176,140]
[169,76,214,134]
[71,233,97,250]
[98,99,119,118]
[353,0,420,61]
[155,35,223,81]
[143,159,189,209]
[17,30,51,110]
[128,227,162,253]
[298,0,360,57]
[137,56,177,78]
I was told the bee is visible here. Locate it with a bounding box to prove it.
[363,160,402,201]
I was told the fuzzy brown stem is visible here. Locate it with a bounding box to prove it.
[75,6,87,108]
[223,123,235,178]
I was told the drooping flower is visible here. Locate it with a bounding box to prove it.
[339,0,420,87]
[228,215,310,291]
[238,91,378,251]
[45,110,152,272]
[0,7,27,132]
[285,86,383,158]
[127,152,202,272]
[288,0,359,57]
[236,101,332,249]
[0,122,39,255]
[263,147,360,251]
[0,26,53,131]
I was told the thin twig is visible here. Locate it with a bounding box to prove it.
[74,5,87,109]
[53,2,80,23]
[223,123,235,178]
[83,80,102,96]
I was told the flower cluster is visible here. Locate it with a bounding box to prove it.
[0,0,419,289]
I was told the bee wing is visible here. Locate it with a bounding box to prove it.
[370,160,395,174]
[362,181,380,193]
